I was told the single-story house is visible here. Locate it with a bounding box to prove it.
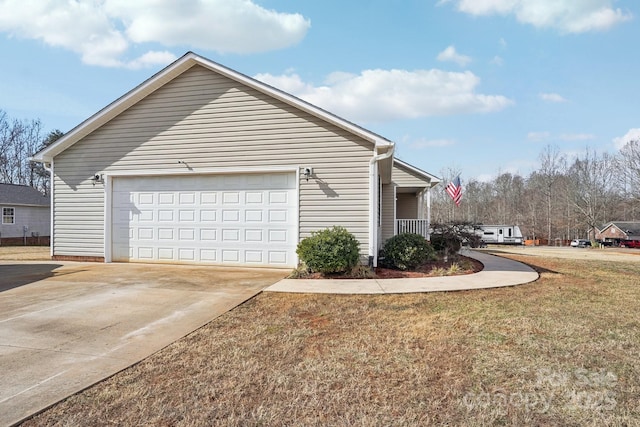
[0,183,50,245]
[32,52,439,268]
[593,221,640,244]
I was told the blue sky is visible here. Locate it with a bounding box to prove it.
[1,0,638,181]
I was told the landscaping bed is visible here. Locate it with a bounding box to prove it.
[297,254,483,279]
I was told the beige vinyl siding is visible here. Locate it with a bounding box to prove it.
[53,64,373,258]
[393,163,430,187]
[381,184,396,243]
[396,193,418,219]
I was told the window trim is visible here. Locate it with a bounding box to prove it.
[2,207,15,225]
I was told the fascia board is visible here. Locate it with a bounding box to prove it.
[32,52,393,163]
[394,158,441,186]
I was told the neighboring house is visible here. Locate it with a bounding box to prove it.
[0,183,50,244]
[593,221,640,244]
[32,52,439,267]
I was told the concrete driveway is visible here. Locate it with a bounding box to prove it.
[0,261,286,426]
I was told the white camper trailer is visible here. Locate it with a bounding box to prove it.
[477,225,523,245]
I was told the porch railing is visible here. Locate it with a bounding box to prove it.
[396,219,430,239]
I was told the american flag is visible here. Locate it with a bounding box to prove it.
[445,175,462,206]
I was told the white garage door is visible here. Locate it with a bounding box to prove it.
[111,172,297,267]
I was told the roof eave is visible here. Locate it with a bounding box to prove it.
[33,52,200,163]
[32,52,393,162]
[394,158,441,187]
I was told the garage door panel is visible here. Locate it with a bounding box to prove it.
[200,249,217,262]
[269,191,289,204]
[222,192,240,204]
[112,173,296,267]
[158,228,174,240]
[201,192,216,204]
[269,210,288,223]
[246,192,263,204]
[200,229,217,240]
[245,210,263,222]
[268,229,288,243]
[158,248,174,260]
[138,210,154,222]
[158,193,175,205]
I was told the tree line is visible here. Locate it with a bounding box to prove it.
[3,108,639,243]
[432,143,640,242]
[0,110,62,195]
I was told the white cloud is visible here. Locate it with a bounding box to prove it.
[491,55,504,66]
[540,92,567,103]
[0,0,310,68]
[105,0,309,53]
[559,133,595,141]
[255,69,513,123]
[527,131,551,141]
[125,51,178,70]
[446,0,632,33]
[613,128,640,149]
[437,45,472,67]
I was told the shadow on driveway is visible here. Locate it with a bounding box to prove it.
[0,264,63,292]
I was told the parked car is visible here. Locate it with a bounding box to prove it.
[570,239,591,248]
[620,240,640,249]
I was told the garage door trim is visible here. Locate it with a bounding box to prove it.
[104,167,300,266]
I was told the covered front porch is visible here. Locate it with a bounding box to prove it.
[396,218,430,238]
[380,160,439,246]
[394,188,431,238]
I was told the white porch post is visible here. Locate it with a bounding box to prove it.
[426,187,432,240]
[393,184,397,236]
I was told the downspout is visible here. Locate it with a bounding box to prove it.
[42,159,53,258]
[368,144,394,267]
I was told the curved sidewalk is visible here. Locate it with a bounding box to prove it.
[264,250,539,294]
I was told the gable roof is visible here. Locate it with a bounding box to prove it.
[0,183,49,207]
[32,51,393,163]
[394,158,441,188]
[601,221,640,236]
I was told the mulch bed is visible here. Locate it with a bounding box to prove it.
[303,255,483,279]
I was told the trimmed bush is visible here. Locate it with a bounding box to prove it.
[381,233,435,271]
[296,226,360,274]
[430,233,462,254]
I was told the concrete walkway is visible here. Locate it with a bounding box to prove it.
[264,250,539,294]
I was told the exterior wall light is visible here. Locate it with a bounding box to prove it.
[91,174,104,186]
[303,167,313,181]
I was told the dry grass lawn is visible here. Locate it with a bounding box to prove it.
[0,246,50,261]
[21,251,640,426]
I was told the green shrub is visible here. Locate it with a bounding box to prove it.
[296,226,360,274]
[430,233,462,254]
[381,233,435,271]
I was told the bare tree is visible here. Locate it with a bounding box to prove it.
[0,109,54,194]
[567,149,616,235]
[30,129,63,195]
[536,145,566,243]
[419,142,639,243]
[431,167,462,223]
[619,140,640,200]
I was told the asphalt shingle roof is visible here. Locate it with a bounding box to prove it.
[0,183,49,207]
[612,222,640,235]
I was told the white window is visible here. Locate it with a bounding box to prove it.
[2,207,15,224]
